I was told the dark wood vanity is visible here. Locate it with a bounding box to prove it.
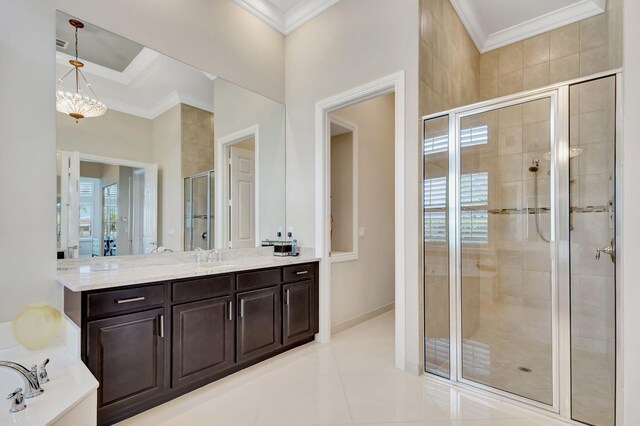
[64,262,319,425]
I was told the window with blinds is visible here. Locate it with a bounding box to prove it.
[423,172,489,243]
[423,177,447,242]
[423,125,488,155]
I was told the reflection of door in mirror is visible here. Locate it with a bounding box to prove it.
[229,143,255,248]
[102,184,118,256]
[55,12,287,255]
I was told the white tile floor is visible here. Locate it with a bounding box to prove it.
[118,311,566,426]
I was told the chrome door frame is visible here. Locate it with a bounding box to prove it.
[421,69,622,424]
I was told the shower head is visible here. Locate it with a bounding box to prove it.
[528,159,540,173]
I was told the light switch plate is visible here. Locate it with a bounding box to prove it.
[359,227,365,237]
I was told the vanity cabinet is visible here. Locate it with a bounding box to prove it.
[172,296,234,388]
[236,286,282,363]
[64,261,318,426]
[86,308,165,422]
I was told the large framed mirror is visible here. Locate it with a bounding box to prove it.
[55,11,286,258]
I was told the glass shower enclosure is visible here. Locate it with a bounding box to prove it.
[423,73,619,426]
[184,170,215,251]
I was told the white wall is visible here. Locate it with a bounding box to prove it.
[214,78,286,243]
[151,105,183,251]
[330,94,396,329]
[0,0,284,323]
[622,0,640,423]
[284,0,420,371]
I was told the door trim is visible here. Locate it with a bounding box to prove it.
[315,70,406,371]
[215,125,260,249]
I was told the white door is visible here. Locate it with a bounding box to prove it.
[60,151,80,258]
[142,164,158,253]
[229,147,255,248]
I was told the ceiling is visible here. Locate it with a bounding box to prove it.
[232,0,340,34]
[56,11,214,120]
[56,13,143,72]
[450,0,607,52]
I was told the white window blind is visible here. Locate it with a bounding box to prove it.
[460,125,488,148]
[423,125,488,155]
[79,180,94,197]
[424,172,489,243]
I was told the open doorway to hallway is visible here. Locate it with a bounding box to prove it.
[328,93,396,338]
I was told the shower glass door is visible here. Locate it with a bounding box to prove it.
[569,76,616,426]
[458,95,555,406]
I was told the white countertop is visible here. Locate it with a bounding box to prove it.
[57,248,319,292]
[0,340,98,425]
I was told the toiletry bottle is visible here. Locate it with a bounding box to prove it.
[292,239,297,256]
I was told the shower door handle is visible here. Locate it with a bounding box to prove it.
[595,240,615,263]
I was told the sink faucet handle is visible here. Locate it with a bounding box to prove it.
[6,388,26,413]
[38,359,50,385]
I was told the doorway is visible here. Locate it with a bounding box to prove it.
[315,71,406,370]
[328,93,395,335]
[215,127,259,249]
[423,73,619,426]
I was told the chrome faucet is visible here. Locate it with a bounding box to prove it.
[0,361,43,398]
[208,249,223,263]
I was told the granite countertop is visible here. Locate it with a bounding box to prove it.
[56,248,319,292]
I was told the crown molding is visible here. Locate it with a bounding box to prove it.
[56,48,160,85]
[284,0,341,34]
[102,90,214,121]
[232,0,340,35]
[232,0,285,33]
[451,0,606,53]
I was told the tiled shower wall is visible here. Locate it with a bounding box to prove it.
[420,0,622,109]
[419,0,480,116]
[477,0,622,100]
[181,104,215,178]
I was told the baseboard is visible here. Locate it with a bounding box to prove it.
[332,302,394,335]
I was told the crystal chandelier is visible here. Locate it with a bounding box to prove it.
[56,19,107,122]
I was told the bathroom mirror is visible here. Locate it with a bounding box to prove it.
[55,11,286,258]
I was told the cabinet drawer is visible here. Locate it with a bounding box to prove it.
[236,268,280,291]
[283,264,315,282]
[87,284,164,318]
[172,275,232,303]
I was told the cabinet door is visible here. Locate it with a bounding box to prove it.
[172,296,234,388]
[236,286,281,363]
[87,308,164,419]
[283,280,315,345]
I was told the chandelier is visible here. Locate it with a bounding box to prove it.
[56,19,107,122]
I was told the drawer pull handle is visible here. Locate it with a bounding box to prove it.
[159,314,164,338]
[228,301,233,321]
[295,271,308,275]
[115,296,145,304]
[239,300,245,318]
[285,289,290,305]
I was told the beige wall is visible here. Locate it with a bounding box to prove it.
[478,0,622,100]
[57,109,153,164]
[285,0,421,371]
[419,0,480,116]
[330,132,354,253]
[330,94,396,329]
[152,105,182,251]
